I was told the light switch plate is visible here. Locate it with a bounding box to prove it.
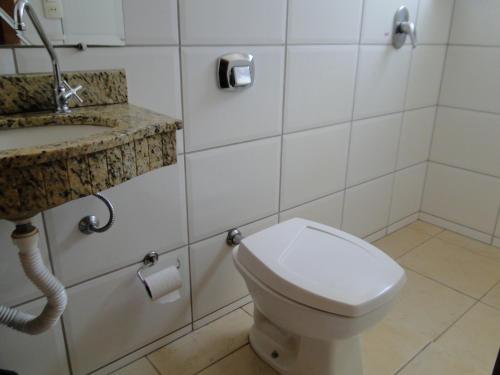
[43,0,63,19]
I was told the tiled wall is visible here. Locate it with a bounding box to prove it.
[0,1,453,374]
[422,0,500,245]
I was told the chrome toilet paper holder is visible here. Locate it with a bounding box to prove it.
[137,251,180,294]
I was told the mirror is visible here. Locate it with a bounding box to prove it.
[0,0,125,47]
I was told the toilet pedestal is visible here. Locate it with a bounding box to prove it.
[249,307,363,375]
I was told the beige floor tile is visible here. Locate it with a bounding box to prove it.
[482,282,500,310]
[407,220,444,236]
[428,303,500,374]
[373,227,432,259]
[199,345,277,375]
[242,302,254,316]
[112,358,159,375]
[398,344,487,375]
[363,270,474,375]
[148,309,252,375]
[399,238,500,298]
[438,230,500,261]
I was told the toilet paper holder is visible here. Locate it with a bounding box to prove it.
[137,251,180,292]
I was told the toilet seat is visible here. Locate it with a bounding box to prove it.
[235,218,406,318]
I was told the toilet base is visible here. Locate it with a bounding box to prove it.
[249,307,363,375]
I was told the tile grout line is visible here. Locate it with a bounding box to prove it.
[193,295,252,328]
[276,0,291,216]
[395,300,481,374]
[385,16,419,232]
[40,212,75,375]
[176,0,196,331]
[339,0,366,230]
[146,356,163,375]
[439,103,500,117]
[420,210,497,242]
[420,0,457,215]
[401,262,482,302]
[428,159,500,181]
[192,342,250,375]
[394,341,433,375]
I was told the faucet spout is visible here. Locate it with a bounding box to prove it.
[13,0,83,113]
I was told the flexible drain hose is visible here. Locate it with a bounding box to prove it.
[0,224,67,335]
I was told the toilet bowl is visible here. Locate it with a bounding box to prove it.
[233,218,406,375]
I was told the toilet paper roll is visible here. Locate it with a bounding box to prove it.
[143,265,182,304]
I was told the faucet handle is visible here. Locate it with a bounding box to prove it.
[62,80,84,104]
[400,21,417,48]
[393,6,417,49]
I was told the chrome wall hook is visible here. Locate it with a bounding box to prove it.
[78,193,115,234]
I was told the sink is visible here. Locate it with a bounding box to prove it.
[0,104,181,221]
[0,125,112,151]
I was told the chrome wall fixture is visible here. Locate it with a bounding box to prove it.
[78,193,115,234]
[393,6,417,49]
[136,251,180,299]
[226,228,243,246]
[217,53,255,90]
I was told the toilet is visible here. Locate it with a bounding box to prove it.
[233,218,406,375]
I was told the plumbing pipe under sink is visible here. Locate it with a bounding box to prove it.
[0,220,67,334]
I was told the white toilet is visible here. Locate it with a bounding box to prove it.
[233,218,406,375]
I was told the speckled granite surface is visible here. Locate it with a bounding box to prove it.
[0,70,128,115]
[0,71,181,221]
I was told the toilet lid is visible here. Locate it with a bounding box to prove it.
[235,218,406,317]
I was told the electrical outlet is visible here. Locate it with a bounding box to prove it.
[43,0,63,19]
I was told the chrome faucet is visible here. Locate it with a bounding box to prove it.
[14,0,83,113]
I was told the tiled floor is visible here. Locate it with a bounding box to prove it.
[113,221,500,375]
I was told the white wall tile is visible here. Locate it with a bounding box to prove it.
[287,0,363,43]
[406,46,446,109]
[451,0,500,46]
[431,107,500,178]
[123,0,178,45]
[281,124,349,210]
[0,49,16,74]
[397,107,436,169]
[354,45,412,119]
[179,0,287,45]
[44,163,188,286]
[15,47,182,118]
[422,163,500,234]
[342,174,394,237]
[182,46,284,151]
[0,299,70,375]
[361,0,418,44]
[0,216,50,307]
[347,113,401,186]
[190,216,277,320]
[64,248,191,375]
[279,191,344,229]
[186,138,281,242]
[440,46,500,114]
[284,45,357,133]
[390,163,427,224]
[416,0,454,44]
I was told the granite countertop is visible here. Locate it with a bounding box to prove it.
[0,70,182,221]
[0,103,182,169]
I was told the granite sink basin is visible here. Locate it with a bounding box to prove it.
[0,104,181,221]
[0,124,112,151]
